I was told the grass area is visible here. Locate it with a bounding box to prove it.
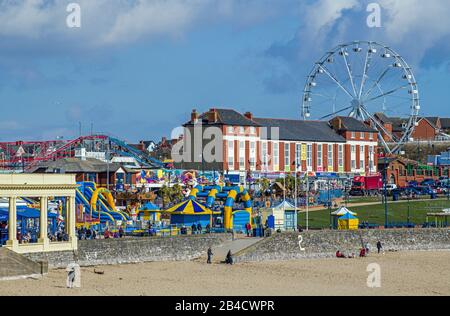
[299,199,450,229]
[346,194,449,204]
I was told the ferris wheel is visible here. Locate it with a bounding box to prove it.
[302,41,420,154]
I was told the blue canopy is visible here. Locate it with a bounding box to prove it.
[140,202,160,211]
[0,207,58,219]
[339,212,357,220]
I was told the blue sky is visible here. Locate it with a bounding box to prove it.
[0,0,449,142]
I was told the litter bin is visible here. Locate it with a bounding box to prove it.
[392,193,399,201]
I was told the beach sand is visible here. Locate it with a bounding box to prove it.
[1,250,449,296]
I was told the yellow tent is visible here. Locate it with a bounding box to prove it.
[338,212,359,230]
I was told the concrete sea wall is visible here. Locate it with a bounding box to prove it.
[234,229,450,262]
[25,233,232,268]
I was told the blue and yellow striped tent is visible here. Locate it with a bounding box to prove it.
[163,199,219,215]
[163,199,219,227]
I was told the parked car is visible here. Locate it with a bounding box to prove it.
[407,180,419,187]
[420,179,436,187]
[384,183,397,191]
[418,186,437,195]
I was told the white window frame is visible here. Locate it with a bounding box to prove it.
[338,144,344,167]
[227,140,234,170]
[295,143,301,170]
[327,144,333,168]
[284,143,290,169]
[307,144,312,169]
[273,142,279,168]
[250,141,256,170]
[317,144,323,167]
[360,146,365,170]
[239,141,245,170]
[227,126,234,134]
[262,142,268,170]
[351,132,356,139]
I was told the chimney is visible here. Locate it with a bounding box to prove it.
[191,109,199,123]
[244,112,253,120]
[208,108,218,123]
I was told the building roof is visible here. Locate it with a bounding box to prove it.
[424,117,440,128]
[440,118,450,130]
[332,116,378,132]
[30,158,122,174]
[254,118,346,142]
[373,113,409,132]
[185,108,259,127]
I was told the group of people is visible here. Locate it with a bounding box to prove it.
[76,226,98,240]
[336,240,383,259]
[103,227,125,239]
[48,229,69,242]
[190,223,211,234]
[206,246,234,265]
[76,226,125,240]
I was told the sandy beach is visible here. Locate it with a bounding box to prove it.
[1,250,449,296]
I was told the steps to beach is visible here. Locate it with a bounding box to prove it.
[196,236,264,263]
[0,248,48,281]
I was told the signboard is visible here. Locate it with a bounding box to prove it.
[338,166,344,173]
[224,173,240,184]
[301,144,307,161]
[328,166,334,172]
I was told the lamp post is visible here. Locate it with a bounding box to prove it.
[306,172,309,231]
[106,140,110,191]
[383,154,388,228]
[328,178,332,230]
[407,193,411,226]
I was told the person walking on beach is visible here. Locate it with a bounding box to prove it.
[377,240,383,254]
[207,247,213,264]
[245,223,251,237]
[225,250,233,265]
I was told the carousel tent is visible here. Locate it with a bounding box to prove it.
[163,199,219,227]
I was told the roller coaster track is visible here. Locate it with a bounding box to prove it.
[17,134,165,171]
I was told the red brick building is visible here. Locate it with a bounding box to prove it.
[374,113,449,141]
[176,108,378,176]
[378,156,449,187]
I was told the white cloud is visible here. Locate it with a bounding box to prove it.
[303,0,359,35]
[0,0,287,49]
[379,0,450,63]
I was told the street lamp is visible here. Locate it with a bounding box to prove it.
[383,154,389,228]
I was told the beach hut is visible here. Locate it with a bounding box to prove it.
[260,200,298,231]
[138,202,161,222]
[163,199,219,228]
[331,207,357,229]
[337,212,359,230]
